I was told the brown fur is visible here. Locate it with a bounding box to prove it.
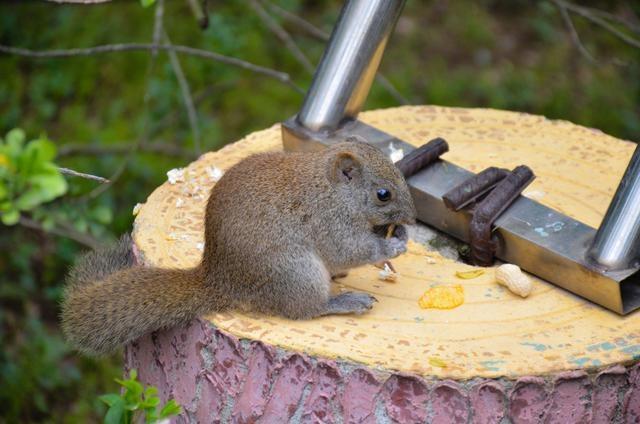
[61,140,416,356]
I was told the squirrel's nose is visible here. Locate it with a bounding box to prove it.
[403,199,417,225]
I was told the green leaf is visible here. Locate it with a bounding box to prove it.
[140,0,156,7]
[104,398,125,424]
[15,188,49,211]
[116,377,143,399]
[6,128,25,148]
[140,396,160,409]
[144,386,158,397]
[124,402,140,411]
[1,209,19,225]
[14,172,68,210]
[25,137,56,162]
[0,153,9,170]
[159,400,182,419]
[4,129,25,164]
[99,394,122,407]
[28,171,68,201]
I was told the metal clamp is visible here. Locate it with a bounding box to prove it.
[395,138,449,178]
[444,166,535,266]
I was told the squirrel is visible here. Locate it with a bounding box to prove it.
[61,139,416,356]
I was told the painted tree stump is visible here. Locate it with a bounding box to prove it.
[126,106,640,423]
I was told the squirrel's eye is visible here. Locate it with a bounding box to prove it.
[376,188,392,202]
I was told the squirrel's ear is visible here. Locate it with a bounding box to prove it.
[328,151,362,184]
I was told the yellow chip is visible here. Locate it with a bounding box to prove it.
[455,269,485,279]
[418,285,464,309]
[429,357,448,368]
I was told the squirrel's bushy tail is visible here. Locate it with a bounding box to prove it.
[61,235,205,356]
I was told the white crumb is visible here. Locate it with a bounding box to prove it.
[378,263,398,282]
[524,190,546,200]
[389,143,404,163]
[167,168,185,184]
[175,198,185,208]
[196,242,204,252]
[132,203,143,216]
[166,232,189,241]
[207,166,224,182]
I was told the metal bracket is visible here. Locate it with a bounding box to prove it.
[281,0,640,314]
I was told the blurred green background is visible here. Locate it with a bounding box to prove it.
[1,0,638,421]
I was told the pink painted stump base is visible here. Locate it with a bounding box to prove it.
[124,319,640,423]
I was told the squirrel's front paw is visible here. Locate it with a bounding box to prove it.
[324,292,378,316]
[383,237,408,258]
[391,224,408,242]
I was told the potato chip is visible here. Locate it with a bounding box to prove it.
[455,269,485,279]
[418,285,464,309]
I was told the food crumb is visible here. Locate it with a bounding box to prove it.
[176,198,184,208]
[429,357,448,368]
[378,263,398,282]
[455,269,485,279]
[132,203,143,216]
[207,166,224,182]
[524,189,546,200]
[167,168,185,184]
[389,143,404,163]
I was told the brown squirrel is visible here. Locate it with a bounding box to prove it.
[61,139,416,356]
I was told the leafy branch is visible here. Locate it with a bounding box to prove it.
[0,129,68,226]
[100,369,181,424]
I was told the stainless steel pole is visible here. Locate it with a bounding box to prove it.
[296,0,405,132]
[589,145,640,271]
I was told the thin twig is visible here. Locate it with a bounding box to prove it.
[164,31,201,155]
[150,83,228,135]
[45,0,112,3]
[554,0,596,63]
[373,73,410,105]
[249,0,314,74]
[0,43,302,91]
[84,137,141,200]
[556,0,640,49]
[266,2,328,41]
[151,0,165,58]
[264,1,410,104]
[58,142,196,158]
[185,0,208,29]
[18,216,101,250]
[58,167,110,183]
[572,3,640,35]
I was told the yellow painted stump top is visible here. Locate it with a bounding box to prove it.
[133,106,640,380]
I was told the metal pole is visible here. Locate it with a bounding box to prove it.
[589,145,640,271]
[296,0,405,132]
